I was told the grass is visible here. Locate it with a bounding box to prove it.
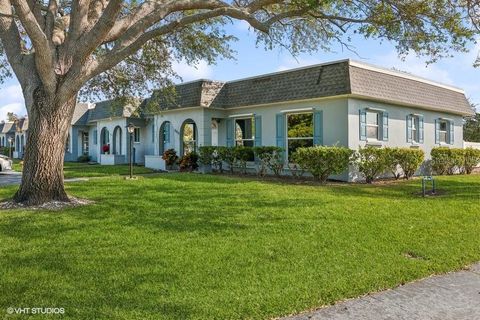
[11,160,155,178]
[0,173,479,319]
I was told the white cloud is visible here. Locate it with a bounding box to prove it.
[0,102,25,121]
[372,51,454,85]
[172,60,213,82]
[0,84,26,121]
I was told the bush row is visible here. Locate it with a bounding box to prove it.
[431,147,480,175]
[196,145,426,184]
[164,145,479,182]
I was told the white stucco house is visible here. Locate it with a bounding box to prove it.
[9,59,476,180]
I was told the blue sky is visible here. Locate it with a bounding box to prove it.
[0,21,478,121]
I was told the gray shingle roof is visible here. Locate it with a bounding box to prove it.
[1,121,15,134]
[148,59,473,116]
[348,64,472,115]
[71,103,90,126]
[87,99,141,122]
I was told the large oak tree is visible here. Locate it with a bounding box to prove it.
[0,0,478,205]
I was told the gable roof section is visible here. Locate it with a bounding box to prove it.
[1,122,15,134]
[71,103,90,126]
[149,59,473,116]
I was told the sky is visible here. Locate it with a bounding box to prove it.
[0,21,478,121]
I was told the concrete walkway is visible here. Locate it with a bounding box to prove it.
[284,263,480,320]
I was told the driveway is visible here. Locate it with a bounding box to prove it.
[0,171,88,186]
[0,171,22,186]
[284,263,480,320]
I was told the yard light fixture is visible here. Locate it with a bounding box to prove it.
[127,123,135,179]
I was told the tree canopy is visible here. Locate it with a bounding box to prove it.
[0,0,479,105]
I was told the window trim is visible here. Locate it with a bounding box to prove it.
[438,119,448,144]
[365,110,380,141]
[234,116,255,147]
[286,111,315,163]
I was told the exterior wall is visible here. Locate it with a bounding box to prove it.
[96,118,128,164]
[347,98,464,180]
[88,125,99,162]
[464,141,480,149]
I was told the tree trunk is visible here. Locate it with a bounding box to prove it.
[13,87,76,206]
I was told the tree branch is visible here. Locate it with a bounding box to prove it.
[11,0,56,93]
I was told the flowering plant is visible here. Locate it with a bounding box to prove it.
[102,144,110,153]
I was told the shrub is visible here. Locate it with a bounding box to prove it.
[178,152,199,172]
[217,146,236,173]
[77,155,91,163]
[287,162,305,179]
[253,146,284,176]
[292,146,354,183]
[233,146,254,174]
[430,147,464,175]
[198,146,216,166]
[384,148,403,180]
[385,148,424,179]
[464,148,480,174]
[397,149,424,179]
[356,146,388,183]
[162,148,178,167]
[0,147,12,157]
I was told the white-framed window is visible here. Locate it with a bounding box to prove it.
[439,120,448,144]
[287,112,314,162]
[134,128,140,143]
[235,117,255,147]
[366,111,379,140]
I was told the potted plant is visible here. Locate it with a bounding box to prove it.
[102,144,110,154]
[162,148,178,170]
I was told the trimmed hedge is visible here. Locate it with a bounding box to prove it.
[253,146,283,176]
[464,148,480,174]
[431,147,464,175]
[356,146,388,183]
[385,148,424,180]
[292,146,354,183]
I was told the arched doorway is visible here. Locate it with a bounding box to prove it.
[180,119,197,155]
[159,121,171,156]
[100,127,109,154]
[20,135,24,153]
[112,126,122,155]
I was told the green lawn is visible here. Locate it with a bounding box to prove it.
[12,161,155,178]
[1,173,479,319]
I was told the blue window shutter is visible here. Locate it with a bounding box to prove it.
[435,119,440,144]
[406,115,413,143]
[313,110,323,146]
[449,120,454,144]
[418,116,424,143]
[359,110,367,141]
[226,118,233,147]
[382,112,389,141]
[276,113,286,150]
[254,115,262,147]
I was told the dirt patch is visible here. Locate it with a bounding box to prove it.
[0,196,94,211]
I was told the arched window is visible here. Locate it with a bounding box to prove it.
[159,121,171,156]
[112,126,122,155]
[180,119,197,155]
[100,127,110,154]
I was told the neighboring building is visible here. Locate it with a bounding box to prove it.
[0,121,16,150]
[7,59,475,181]
[13,118,28,159]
